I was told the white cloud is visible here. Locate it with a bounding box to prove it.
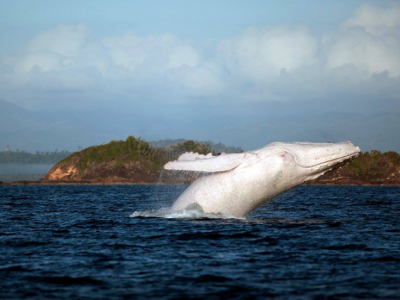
[20,52,63,73]
[2,3,400,105]
[217,26,318,83]
[27,25,91,57]
[11,26,220,98]
[171,63,224,96]
[101,32,201,75]
[341,3,400,36]
[325,3,400,77]
[325,28,400,77]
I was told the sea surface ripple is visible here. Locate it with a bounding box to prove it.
[0,185,399,299]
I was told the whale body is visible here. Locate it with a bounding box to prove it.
[164,142,361,218]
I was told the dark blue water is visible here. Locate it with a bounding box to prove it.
[1,185,399,299]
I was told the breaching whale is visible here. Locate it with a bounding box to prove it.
[164,142,361,218]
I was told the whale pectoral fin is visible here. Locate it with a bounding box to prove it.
[177,152,214,161]
[164,152,246,172]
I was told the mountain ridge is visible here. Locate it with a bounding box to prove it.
[1,98,400,153]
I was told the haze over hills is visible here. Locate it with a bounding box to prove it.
[197,111,400,152]
[1,98,400,153]
[0,98,118,152]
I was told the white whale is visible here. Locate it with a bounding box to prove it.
[164,141,361,218]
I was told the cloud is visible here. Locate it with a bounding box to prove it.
[11,26,222,99]
[101,32,201,75]
[20,52,63,73]
[341,3,400,36]
[327,3,400,77]
[1,3,400,106]
[27,25,91,57]
[325,28,400,77]
[214,4,400,101]
[217,26,318,82]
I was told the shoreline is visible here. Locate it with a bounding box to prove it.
[1,180,399,187]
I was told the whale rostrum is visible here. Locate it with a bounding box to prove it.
[164,142,361,218]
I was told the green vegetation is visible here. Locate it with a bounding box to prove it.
[61,136,169,172]
[170,140,212,155]
[57,136,243,174]
[149,139,186,149]
[205,141,243,154]
[0,150,71,164]
[346,150,400,180]
[149,138,243,154]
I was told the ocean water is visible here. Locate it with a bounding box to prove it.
[0,185,399,300]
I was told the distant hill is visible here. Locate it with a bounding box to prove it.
[200,111,400,152]
[0,98,118,152]
[0,150,71,164]
[162,110,400,153]
[0,148,72,183]
[2,98,400,154]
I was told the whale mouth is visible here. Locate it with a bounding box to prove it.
[296,151,360,169]
[271,142,361,169]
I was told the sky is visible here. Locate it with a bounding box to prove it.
[0,0,400,150]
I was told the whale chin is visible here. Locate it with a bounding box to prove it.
[164,141,361,217]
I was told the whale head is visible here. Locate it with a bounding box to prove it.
[259,141,361,182]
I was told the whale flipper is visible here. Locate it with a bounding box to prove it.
[164,152,249,172]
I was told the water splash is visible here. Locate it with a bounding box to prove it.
[140,169,221,219]
[130,203,243,220]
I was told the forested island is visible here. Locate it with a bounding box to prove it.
[0,140,242,165]
[0,139,243,183]
[41,137,242,184]
[310,150,400,186]
[1,136,400,185]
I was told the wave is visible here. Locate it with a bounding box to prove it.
[130,203,243,219]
